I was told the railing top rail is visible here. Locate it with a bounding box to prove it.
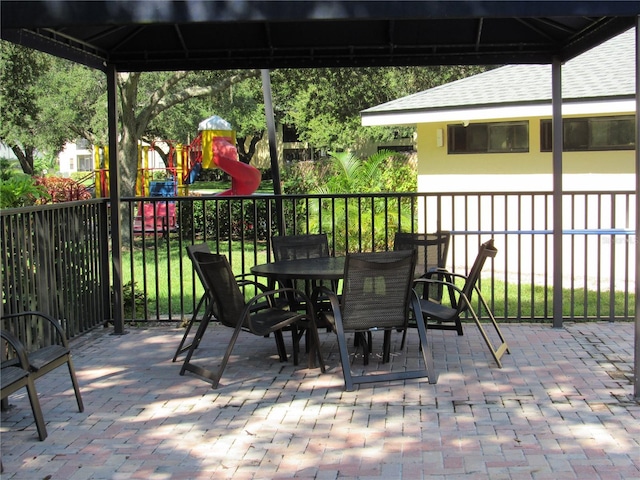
[0,197,108,216]
[121,190,636,202]
[451,229,636,235]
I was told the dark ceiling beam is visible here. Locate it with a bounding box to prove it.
[475,18,484,52]
[1,28,107,70]
[173,25,189,58]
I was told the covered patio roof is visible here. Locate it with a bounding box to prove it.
[1,1,638,400]
[1,1,638,71]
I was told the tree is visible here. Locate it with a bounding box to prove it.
[273,66,486,151]
[0,42,50,174]
[1,41,106,175]
[147,73,266,165]
[297,150,417,251]
[115,69,261,199]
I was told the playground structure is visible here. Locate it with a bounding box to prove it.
[93,115,261,233]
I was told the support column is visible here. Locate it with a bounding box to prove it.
[107,64,125,335]
[262,69,286,235]
[634,18,639,400]
[552,58,564,329]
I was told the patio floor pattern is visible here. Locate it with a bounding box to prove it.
[1,321,638,479]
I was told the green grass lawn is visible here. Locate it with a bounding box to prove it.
[121,239,635,322]
[121,240,269,319]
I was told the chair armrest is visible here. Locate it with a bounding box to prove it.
[241,286,319,330]
[311,285,341,312]
[422,268,467,282]
[2,311,69,349]
[1,329,31,370]
[310,285,342,331]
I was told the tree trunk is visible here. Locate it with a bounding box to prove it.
[237,131,264,165]
[11,145,35,175]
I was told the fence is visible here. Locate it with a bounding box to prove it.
[1,191,636,340]
[1,199,111,339]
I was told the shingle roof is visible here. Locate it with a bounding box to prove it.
[362,28,635,115]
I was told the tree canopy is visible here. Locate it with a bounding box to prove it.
[1,38,484,192]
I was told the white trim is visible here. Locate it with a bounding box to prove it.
[361,99,636,126]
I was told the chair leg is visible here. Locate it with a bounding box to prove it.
[25,376,48,440]
[335,321,355,391]
[464,290,510,367]
[66,357,84,412]
[273,330,290,363]
[414,307,437,384]
[173,295,210,362]
[354,333,370,365]
[180,312,213,376]
[382,330,391,363]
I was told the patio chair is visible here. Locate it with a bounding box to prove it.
[272,233,330,261]
[413,239,510,367]
[1,330,47,441]
[271,233,334,303]
[272,233,335,343]
[173,243,215,361]
[394,231,451,278]
[1,312,84,413]
[315,250,437,391]
[394,231,458,341]
[180,252,325,388]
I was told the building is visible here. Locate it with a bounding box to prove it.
[361,28,635,194]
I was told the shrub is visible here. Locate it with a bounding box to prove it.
[0,174,49,208]
[33,176,92,204]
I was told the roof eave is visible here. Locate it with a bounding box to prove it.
[361,97,637,126]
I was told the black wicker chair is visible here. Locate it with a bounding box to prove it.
[394,231,457,341]
[413,239,510,367]
[180,252,325,388]
[1,312,84,413]
[315,250,437,391]
[1,330,47,440]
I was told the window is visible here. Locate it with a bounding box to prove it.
[448,121,528,154]
[282,124,300,143]
[78,155,93,171]
[540,116,635,151]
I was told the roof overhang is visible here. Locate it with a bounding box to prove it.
[1,1,639,72]
[361,97,637,126]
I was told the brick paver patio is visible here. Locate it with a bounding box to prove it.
[1,321,638,479]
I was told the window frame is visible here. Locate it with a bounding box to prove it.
[540,115,636,152]
[447,121,529,154]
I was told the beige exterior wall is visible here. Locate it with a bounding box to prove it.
[414,114,636,288]
[416,116,636,194]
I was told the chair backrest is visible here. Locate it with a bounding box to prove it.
[459,239,498,310]
[393,231,451,275]
[192,252,246,328]
[272,234,330,261]
[340,250,416,331]
[186,243,212,288]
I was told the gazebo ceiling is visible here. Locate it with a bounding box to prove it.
[1,1,639,72]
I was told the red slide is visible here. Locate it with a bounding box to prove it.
[212,137,261,196]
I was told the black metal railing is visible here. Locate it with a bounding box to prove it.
[118,191,636,324]
[1,191,636,338]
[1,199,111,339]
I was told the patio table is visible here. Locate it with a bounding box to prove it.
[251,256,345,282]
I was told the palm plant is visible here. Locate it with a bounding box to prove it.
[307,150,414,252]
